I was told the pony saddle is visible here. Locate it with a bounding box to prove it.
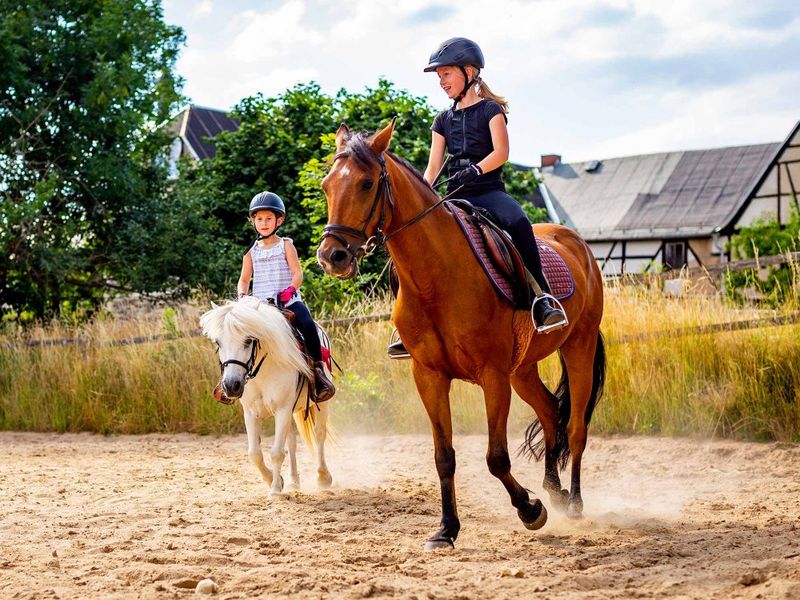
[446,199,574,309]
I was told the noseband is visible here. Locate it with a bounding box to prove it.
[321,152,451,261]
[220,338,266,382]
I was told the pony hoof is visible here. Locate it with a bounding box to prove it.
[519,499,548,530]
[566,499,584,519]
[424,538,455,551]
[317,471,333,489]
[269,490,288,499]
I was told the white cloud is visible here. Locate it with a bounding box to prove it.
[230,1,323,62]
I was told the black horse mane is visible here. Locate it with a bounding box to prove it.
[340,130,437,195]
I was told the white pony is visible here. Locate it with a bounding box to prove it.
[200,297,332,496]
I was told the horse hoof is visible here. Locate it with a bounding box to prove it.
[566,499,584,519]
[549,489,570,512]
[424,538,455,551]
[269,490,288,499]
[519,499,548,530]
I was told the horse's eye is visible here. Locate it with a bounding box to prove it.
[243,338,253,348]
[361,179,374,191]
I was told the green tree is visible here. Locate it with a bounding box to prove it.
[0,0,185,319]
[725,209,800,306]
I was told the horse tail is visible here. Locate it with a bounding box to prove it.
[522,331,606,470]
[293,406,317,451]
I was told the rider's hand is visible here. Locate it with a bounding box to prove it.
[453,163,483,186]
[277,286,296,303]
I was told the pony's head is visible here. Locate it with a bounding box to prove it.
[199,298,310,400]
[317,119,396,279]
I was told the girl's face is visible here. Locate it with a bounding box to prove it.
[435,66,470,100]
[251,210,283,236]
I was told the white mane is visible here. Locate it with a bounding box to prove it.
[200,298,311,378]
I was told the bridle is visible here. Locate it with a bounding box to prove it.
[320,151,456,262]
[219,337,266,382]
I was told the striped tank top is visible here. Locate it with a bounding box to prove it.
[250,238,301,306]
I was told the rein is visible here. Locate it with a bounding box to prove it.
[219,338,266,382]
[321,152,464,258]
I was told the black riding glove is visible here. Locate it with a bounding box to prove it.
[453,163,483,186]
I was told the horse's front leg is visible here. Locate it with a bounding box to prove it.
[412,361,458,550]
[483,370,548,530]
[244,407,273,487]
[314,401,333,489]
[268,405,292,498]
[286,420,300,491]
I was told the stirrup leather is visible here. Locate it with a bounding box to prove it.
[531,293,569,334]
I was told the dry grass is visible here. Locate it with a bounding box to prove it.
[1,281,799,441]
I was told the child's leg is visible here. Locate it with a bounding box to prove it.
[284,302,322,361]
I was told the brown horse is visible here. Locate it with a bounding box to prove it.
[317,119,606,550]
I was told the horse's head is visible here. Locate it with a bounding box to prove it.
[199,299,309,401]
[317,118,396,279]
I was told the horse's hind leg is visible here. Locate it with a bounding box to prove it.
[511,363,570,511]
[560,331,603,519]
[314,402,332,489]
[244,407,273,487]
[482,369,547,531]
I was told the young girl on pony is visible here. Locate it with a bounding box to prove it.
[387,37,567,358]
[238,191,335,401]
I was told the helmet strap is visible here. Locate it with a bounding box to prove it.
[453,66,477,108]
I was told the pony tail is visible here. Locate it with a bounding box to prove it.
[474,74,509,113]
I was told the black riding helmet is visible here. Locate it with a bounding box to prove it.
[249,191,285,217]
[424,37,484,72]
[424,37,484,105]
[247,191,285,246]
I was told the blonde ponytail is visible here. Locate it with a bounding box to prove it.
[474,73,509,113]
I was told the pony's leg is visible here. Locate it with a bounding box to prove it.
[244,408,273,487]
[412,361,459,550]
[511,364,570,511]
[286,421,300,491]
[560,332,600,519]
[268,405,292,498]
[314,402,333,489]
[482,370,548,531]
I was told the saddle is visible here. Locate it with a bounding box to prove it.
[446,199,574,308]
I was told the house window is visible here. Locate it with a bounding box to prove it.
[664,242,686,270]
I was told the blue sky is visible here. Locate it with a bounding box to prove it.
[162,0,800,166]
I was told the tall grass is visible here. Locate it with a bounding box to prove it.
[1,283,799,441]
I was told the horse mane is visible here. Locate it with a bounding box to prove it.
[199,298,311,377]
[340,130,439,197]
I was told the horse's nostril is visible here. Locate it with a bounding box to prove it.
[331,250,349,266]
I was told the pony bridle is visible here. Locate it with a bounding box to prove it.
[321,153,395,262]
[219,338,266,386]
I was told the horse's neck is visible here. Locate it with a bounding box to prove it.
[385,163,463,298]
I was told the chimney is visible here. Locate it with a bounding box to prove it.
[540,154,561,168]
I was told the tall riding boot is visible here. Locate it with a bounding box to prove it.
[531,276,568,334]
[313,361,336,402]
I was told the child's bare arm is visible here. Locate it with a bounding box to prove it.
[284,239,303,289]
[237,252,253,297]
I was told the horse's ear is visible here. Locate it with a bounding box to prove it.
[369,116,396,155]
[335,123,349,151]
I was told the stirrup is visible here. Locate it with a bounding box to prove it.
[387,328,411,360]
[531,293,569,334]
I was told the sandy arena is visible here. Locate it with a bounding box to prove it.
[1,432,798,599]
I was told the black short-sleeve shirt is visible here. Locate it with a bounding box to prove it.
[432,99,508,195]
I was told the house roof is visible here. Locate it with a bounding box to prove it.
[170,105,239,160]
[539,141,782,241]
